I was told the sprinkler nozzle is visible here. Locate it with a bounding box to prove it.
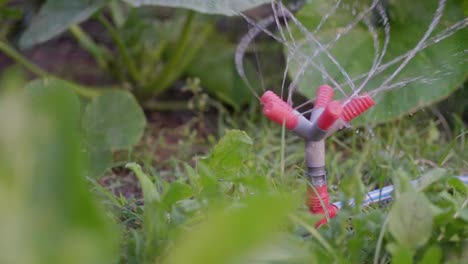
[342,94,375,122]
[317,101,342,130]
[315,85,334,109]
[311,85,334,122]
[261,91,298,129]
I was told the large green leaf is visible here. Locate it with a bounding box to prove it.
[288,0,467,125]
[186,33,259,109]
[20,0,108,48]
[124,0,270,16]
[0,90,117,263]
[388,192,433,249]
[82,90,146,150]
[201,130,253,180]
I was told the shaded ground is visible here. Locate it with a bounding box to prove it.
[98,110,215,201]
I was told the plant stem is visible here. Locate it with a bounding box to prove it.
[98,14,140,85]
[142,100,189,111]
[109,0,125,28]
[289,214,336,257]
[69,24,111,70]
[0,40,102,98]
[373,216,389,264]
[280,121,286,181]
[143,11,197,95]
[0,41,48,77]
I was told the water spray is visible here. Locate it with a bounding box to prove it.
[260,86,375,227]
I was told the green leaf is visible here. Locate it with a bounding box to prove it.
[388,192,433,249]
[415,168,447,191]
[126,162,160,203]
[392,168,415,197]
[20,0,108,48]
[289,0,467,125]
[418,246,442,264]
[124,0,270,16]
[447,177,467,194]
[82,90,146,150]
[24,79,115,179]
[0,91,117,263]
[201,130,253,180]
[162,182,193,208]
[387,243,414,264]
[185,33,259,109]
[163,194,295,264]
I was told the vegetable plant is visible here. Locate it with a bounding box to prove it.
[0,0,270,110]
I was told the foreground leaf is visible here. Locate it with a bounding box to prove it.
[24,78,81,124]
[164,194,295,264]
[0,91,118,263]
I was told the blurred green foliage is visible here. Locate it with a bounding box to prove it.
[0,89,118,264]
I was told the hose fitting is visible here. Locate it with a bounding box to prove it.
[309,101,343,141]
[306,185,339,228]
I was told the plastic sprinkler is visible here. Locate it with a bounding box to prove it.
[260,86,375,228]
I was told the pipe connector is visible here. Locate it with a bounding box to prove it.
[306,185,339,228]
[309,101,342,141]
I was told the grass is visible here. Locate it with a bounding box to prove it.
[93,100,467,263]
[1,87,466,263]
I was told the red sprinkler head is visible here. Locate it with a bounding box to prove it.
[315,85,334,109]
[261,90,299,130]
[317,101,342,130]
[342,94,375,122]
